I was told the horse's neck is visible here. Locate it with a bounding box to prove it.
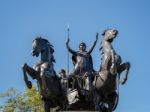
[41,51,46,62]
[41,49,54,66]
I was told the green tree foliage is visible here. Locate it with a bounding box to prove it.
[0,86,44,112]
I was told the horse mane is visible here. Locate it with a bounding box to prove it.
[45,40,55,54]
[41,37,55,62]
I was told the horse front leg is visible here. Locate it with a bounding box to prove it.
[22,63,39,89]
[118,62,130,85]
[43,100,50,112]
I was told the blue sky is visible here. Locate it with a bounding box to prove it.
[0,0,150,111]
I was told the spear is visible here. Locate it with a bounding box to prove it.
[67,24,70,75]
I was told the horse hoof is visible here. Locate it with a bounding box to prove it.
[120,78,127,85]
[27,81,32,89]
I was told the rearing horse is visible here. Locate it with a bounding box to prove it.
[94,29,130,112]
[22,37,68,112]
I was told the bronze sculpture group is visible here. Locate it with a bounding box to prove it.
[22,29,130,112]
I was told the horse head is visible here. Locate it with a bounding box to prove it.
[31,37,53,56]
[102,29,118,43]
[31,37,43,57]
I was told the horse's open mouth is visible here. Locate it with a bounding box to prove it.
[31,50,39,57]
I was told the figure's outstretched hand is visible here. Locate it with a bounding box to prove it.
[96,33,99,41]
